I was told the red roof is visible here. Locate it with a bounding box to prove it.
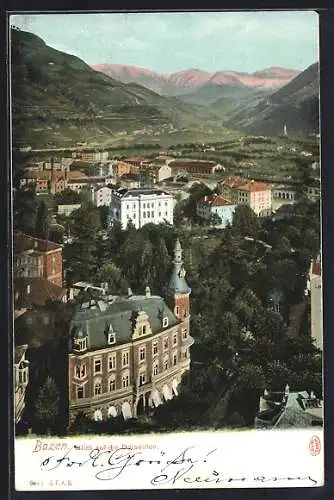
[23,171,64,180]
[311,261,321,276]
[238,180,270,192]
[14,277,66,307]
[14,232,62,254]
[67,170,87,179]
[220,175,246,188]
[199,194,234,207]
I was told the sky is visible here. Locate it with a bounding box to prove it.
[10,11,319,74]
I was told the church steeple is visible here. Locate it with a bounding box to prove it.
[166,239,191,321]
[167,239,191,296]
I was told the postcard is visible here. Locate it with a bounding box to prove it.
[10,10,323,491]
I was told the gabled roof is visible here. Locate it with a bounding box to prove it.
[15,277,66,307]
[14,232,62,253]
[15,345,28,365]
[69,294,179,351]
[219,175,245,188]
[238,180,270,192]
[198,194,234,207]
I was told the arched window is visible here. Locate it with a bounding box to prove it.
[109,376,116,392]
[94,382,102,396]
[153,361,159,376]
[122,372,129,388]
[108,406,117,418]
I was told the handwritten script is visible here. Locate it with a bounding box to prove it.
[38,445,318,487]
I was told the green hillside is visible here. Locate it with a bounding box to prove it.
[10,28,219,148]
[224,63,319,136]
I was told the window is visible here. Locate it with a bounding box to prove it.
[109,376,116,392]
[173,333,177,345]
[108,354,116,370]
[153,342,158,355]
[143,211,146,218]
[173,353,177,366]
[139,346,146,361]
[163,317,169,328]
[74,337,87,352]
[122,351,129,367]
[77,387,84,399]
[94,382,102,395]
[153,362,159,376]
[164,337,169,350]
[159,212,161,217]
[151,211,154,218]
[175,306,180,316]
[94,359,102,374]
[75,364,86,379]
[108,332,116,344]
[142,325,147,336]
[182,328,188,339]
[139,372,146,386]
[164,357,169,371]
[122,373,129,388]
[165,211,168,217]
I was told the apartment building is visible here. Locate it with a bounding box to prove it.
[68,239,193,423]
[108,188,174,229]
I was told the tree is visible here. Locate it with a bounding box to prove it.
[35,201,51,239]
[71,206,101,241]
[232,204,260,239]
[35,376,60,434]
[95,262,129,294]
[209,212,222,226]
[13,188,38,234]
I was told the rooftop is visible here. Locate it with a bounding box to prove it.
[14,277,66,307]
[69,291,179,351]
[14,231,62,254]
[199,194,234,207]
[116,188,171,198]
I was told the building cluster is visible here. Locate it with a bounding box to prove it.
[218,175,272,217]
[14,235,194,426]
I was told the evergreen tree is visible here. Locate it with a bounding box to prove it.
[35,201,50,239]
[35,376,60,434]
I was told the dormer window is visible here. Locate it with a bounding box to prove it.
[105,323,116,345]
[108,332,116,344]
[163,317,169,328]
[73,337,87,352]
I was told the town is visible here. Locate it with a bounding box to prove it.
[14,132,322,435]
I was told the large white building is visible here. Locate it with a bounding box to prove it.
[108,188,174,229]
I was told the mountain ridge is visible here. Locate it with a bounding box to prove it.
[92,63,301,96]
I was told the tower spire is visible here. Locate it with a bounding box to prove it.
[167,239,191,297]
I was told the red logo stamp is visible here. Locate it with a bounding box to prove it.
[309,435,321,456]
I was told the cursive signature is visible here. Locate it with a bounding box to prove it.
[39,445,318,486]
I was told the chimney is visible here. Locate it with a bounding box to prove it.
[145,286,151,298]
[128,287,133,297]
[26,284,31,295]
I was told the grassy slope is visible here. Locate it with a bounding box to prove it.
[11,28,228,147]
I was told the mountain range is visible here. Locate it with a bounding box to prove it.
[92,64,299,97]
[224,62,319,135]
[10,27,319,147]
